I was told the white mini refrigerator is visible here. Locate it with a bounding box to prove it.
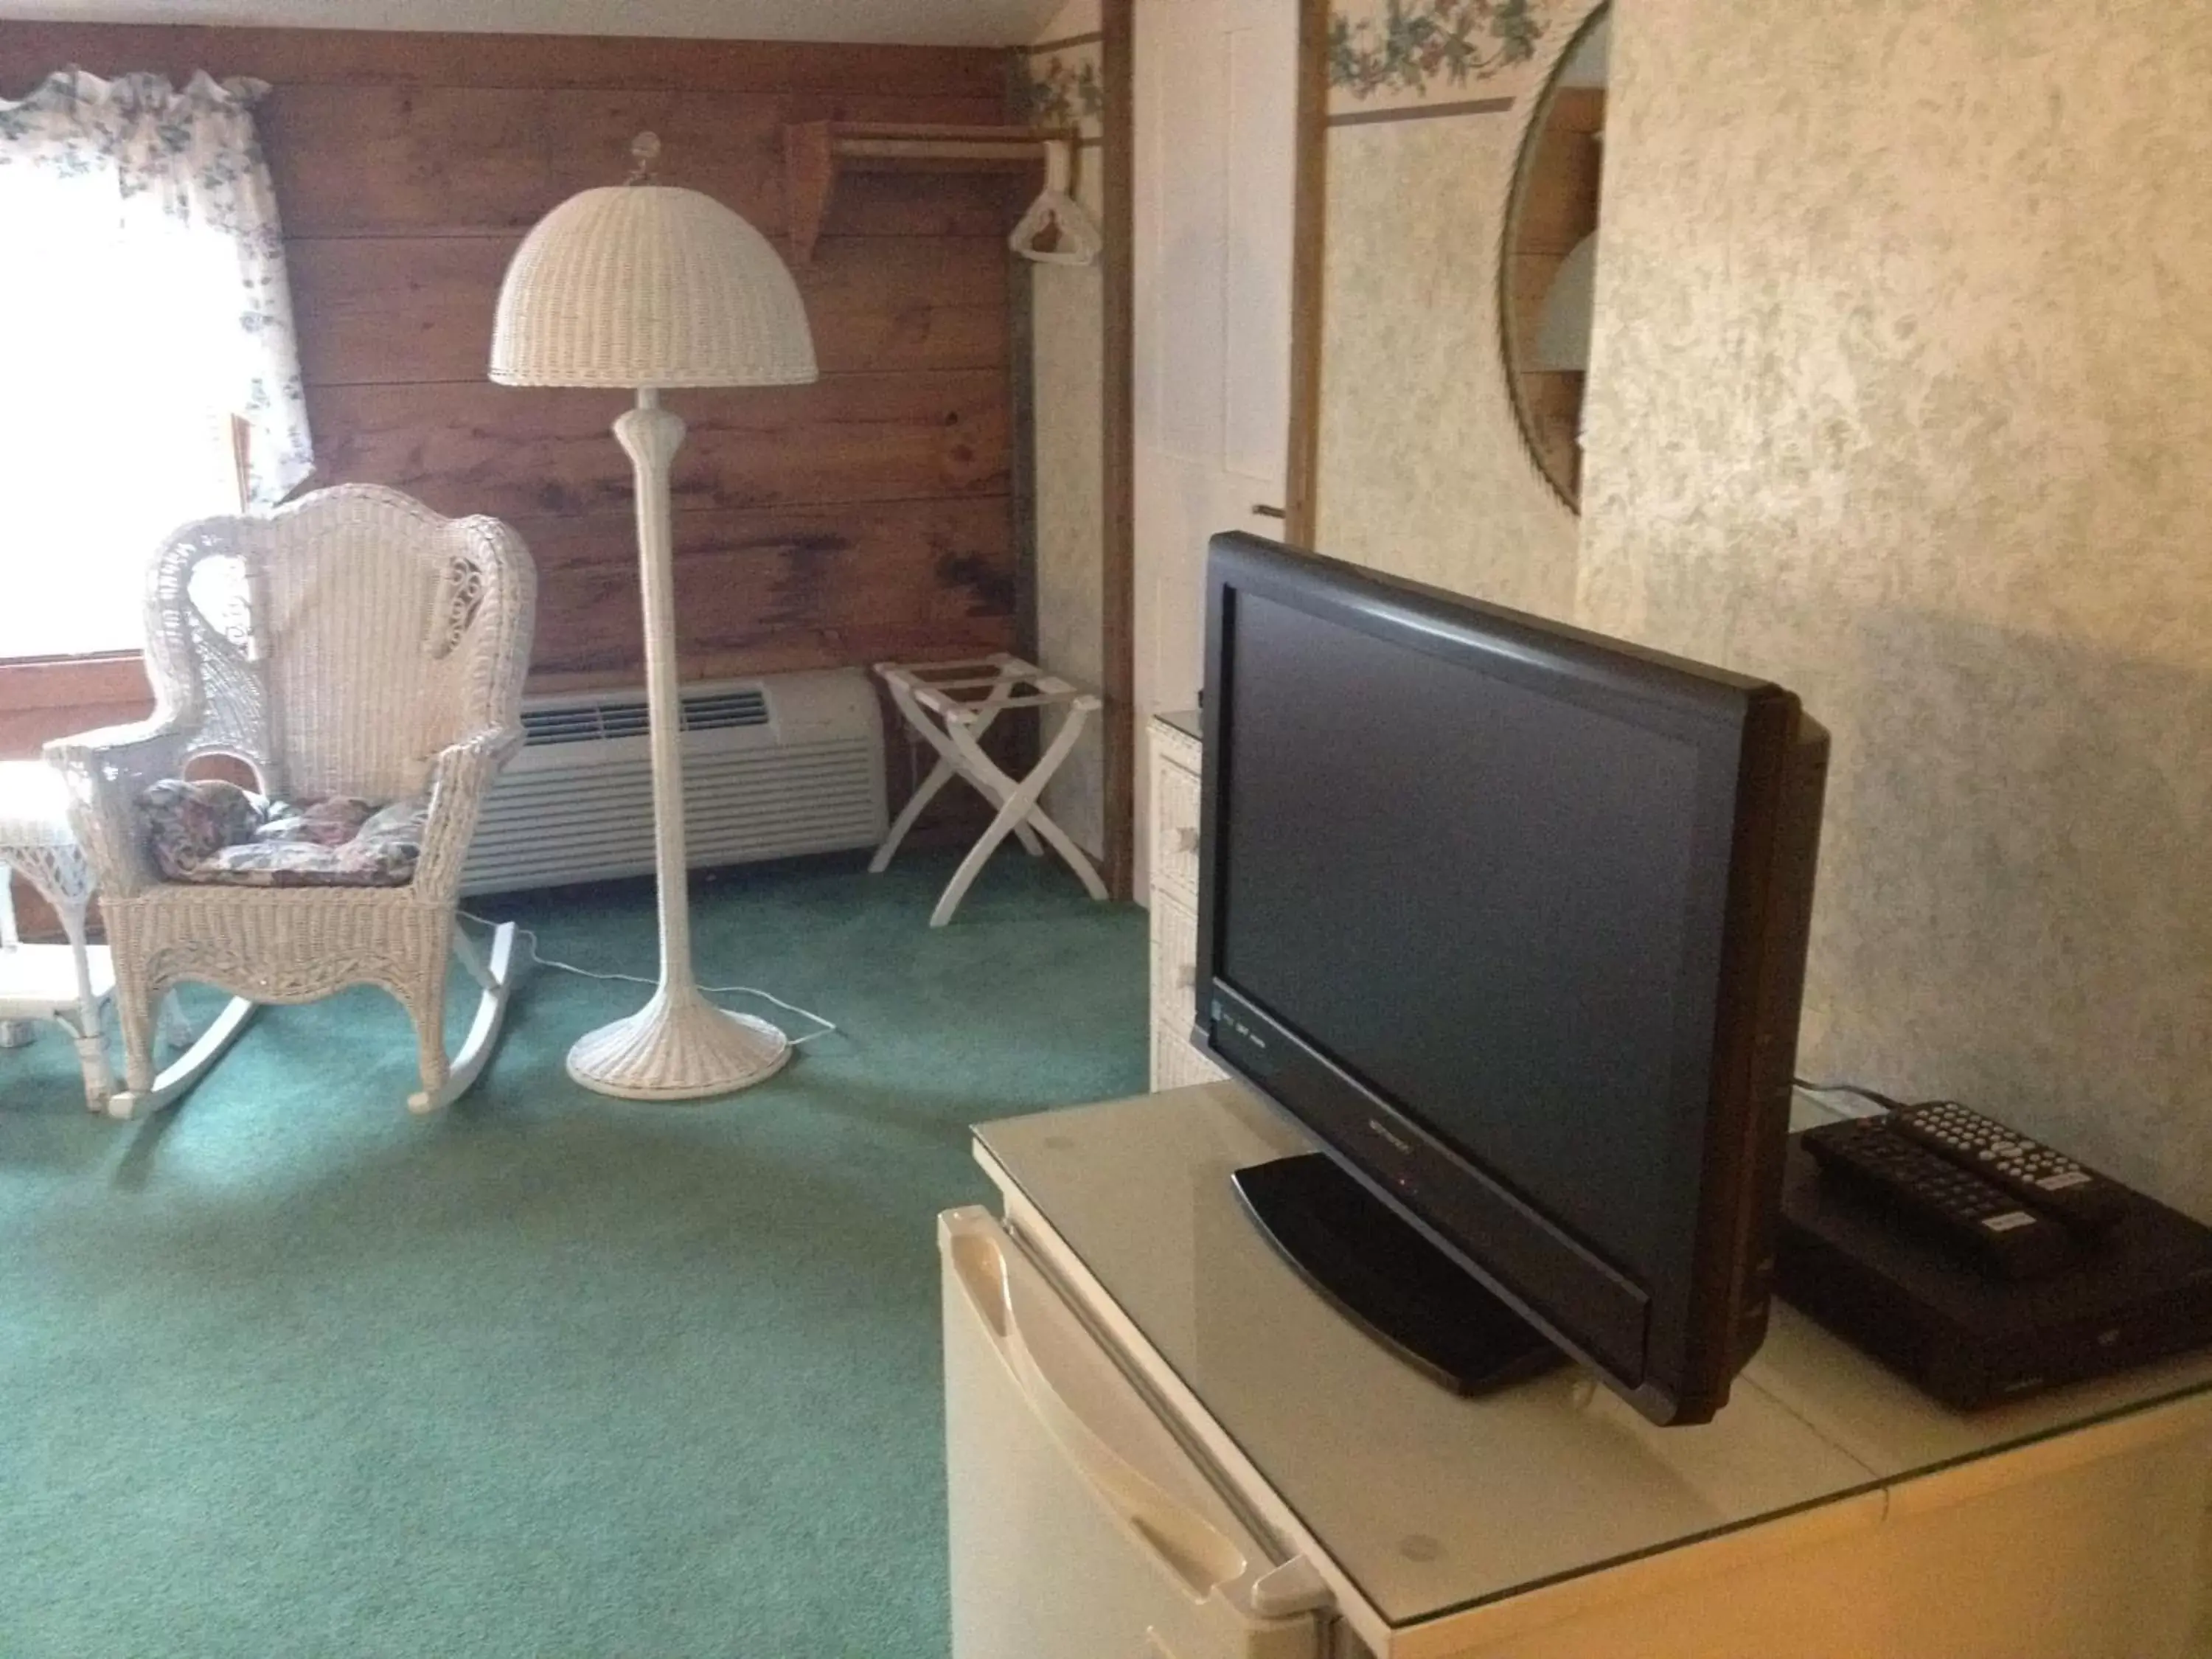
[939,1208,1326,1659]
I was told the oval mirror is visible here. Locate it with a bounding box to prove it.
[1501,4,1610,512]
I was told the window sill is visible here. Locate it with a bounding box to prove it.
[0,649,145,689]
[0,653,153,759]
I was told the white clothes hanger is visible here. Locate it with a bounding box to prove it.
[1009,139,1102,267]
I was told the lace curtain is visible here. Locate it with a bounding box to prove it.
[0,69,313,655]
[0,68,313,501]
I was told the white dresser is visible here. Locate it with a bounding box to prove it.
[945,1083,2212,1659]
[1148,712,1228,1091]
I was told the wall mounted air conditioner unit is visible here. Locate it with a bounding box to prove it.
[462,668,888,896]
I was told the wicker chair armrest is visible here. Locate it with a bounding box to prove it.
[44,714,201,899]
[411,724,524,897]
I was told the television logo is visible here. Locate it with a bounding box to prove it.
[1366,1119,1413,1155]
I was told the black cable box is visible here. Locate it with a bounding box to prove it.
[1775,1133,2212,1409]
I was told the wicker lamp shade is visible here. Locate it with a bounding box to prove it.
[487,147,821,1101]
[490,183,817,389]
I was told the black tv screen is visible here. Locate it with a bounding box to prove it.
[1195,534,1827,1425]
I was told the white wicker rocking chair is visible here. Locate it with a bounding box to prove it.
[47,484,538,1119]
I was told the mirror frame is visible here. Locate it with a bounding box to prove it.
[1496,0,1613,515]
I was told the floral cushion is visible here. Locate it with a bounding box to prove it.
[139,778,428,888]
[138,778,265,874]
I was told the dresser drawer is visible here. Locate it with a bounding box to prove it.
[1151,756,1203,908]
[1152,716,1202,776]
[1149,886,1203,1029]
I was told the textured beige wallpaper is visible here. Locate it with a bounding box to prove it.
[1026,6,1106,856]
[1031,153,1107,856]
[1579,0,2212,1214]
[1313,0,1602,617]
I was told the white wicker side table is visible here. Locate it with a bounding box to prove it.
[0,759,116,1108]
[870,653,1109,927]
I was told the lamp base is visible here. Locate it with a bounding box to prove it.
[565,986,792,1101]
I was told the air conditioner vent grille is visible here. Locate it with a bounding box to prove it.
[466,670,886,897]
[518,685,771,748]
[521,701,649,745]
[680,688,771,731]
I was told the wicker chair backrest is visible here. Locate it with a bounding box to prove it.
[144,485,534,802]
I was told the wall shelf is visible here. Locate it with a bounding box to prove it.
[782,121,1074,264]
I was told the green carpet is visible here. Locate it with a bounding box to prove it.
[0,852,1147,1658]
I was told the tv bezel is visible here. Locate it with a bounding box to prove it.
[1192,532,1817,1425]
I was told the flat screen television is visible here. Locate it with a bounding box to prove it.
[1194,534,1829,1426]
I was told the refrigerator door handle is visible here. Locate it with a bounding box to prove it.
[947,1217,1253,1602]
[1248,1557,1333,1619]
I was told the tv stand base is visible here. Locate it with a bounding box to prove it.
[1233,1152,1571,1395]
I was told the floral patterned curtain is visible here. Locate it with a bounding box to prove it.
[0,68,313,505]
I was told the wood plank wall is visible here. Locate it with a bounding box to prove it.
[0,24,1029,937]
[0,24,1023,700]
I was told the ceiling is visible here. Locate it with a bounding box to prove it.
[0,0,1072,46]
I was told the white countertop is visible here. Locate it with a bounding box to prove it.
[976,1081,2212,1630]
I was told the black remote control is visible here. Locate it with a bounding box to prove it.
[1888,1102,2125,1236]
[1801,1118,2078,1280]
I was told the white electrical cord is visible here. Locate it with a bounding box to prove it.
[459,911,839,1046]
[1794,1078,1905,1119]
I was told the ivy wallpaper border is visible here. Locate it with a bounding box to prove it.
[1023,38,1105,137]
[1327,0,1560,117]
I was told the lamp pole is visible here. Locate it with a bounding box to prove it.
[561,390,795,1100]
[492,136,816,1101]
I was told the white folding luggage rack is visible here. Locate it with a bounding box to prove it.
[870,654,1108,926]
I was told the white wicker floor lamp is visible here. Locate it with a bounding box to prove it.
[490,134,818,1100]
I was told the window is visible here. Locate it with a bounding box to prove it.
[0,69,313,664]
[0,195,251,658]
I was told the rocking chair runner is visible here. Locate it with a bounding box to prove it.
[46,485,538,1119]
